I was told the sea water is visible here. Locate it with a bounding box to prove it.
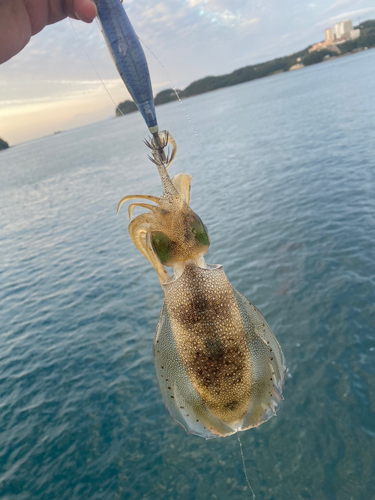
[0,49,374,499]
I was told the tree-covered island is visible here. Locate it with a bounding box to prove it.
[0,138,9,151]
[116,20,375,117]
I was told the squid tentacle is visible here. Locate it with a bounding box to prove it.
[117,194,161,214]
[128,202,159,221]
[128,214,169,283]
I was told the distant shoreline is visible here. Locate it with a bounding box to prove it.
[116,19,375,117]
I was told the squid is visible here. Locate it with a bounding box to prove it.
[118,132,286,439]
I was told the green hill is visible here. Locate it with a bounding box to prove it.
[0,138,9,151]
[116,19,375,116]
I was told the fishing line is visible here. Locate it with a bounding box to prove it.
[68,18,125,118]
[69,16,228,226]
[139,39,205,152]
[139,37,229,227]
[238,435,256,499]
[71,17,254,499]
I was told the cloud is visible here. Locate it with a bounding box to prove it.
[315,6,375,28]
[188,0,205,6]
[210,11,260,29]
[2,0,375,144]
[322,0,363,15]
[137,2,187,28]
[186,0,261,30]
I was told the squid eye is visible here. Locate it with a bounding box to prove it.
[192,220,210,246]
[151,231,173,265]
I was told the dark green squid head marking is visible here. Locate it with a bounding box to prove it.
[191,218,210,247]
[151,231,173,265]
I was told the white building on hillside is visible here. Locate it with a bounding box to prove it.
[350,29,360,40]
[325,27,335,42]
[335,20,353,39]
[309,19,361,53]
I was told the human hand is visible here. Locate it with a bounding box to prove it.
[0,0,97,64]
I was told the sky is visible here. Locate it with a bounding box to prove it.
[1,0,374,145]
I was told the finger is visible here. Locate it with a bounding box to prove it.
[73,0,97,23]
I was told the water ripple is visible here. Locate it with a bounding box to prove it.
[0,50,375,499]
